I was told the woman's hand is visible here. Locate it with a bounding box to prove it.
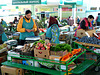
[31,29,34,32]
[26,29,31,32]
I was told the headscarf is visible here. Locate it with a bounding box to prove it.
[48,16,59,28]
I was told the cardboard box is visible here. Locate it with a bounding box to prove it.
[50,50,68,56]
[77,29,96,38]
[12,58,22,64]
[0,55,7,63]
[59,35,66,41]
[51,43,56,46]
[1,66,24,75]
[59,34,70,41]
[96,32,100,37]
[34,48,50,59]
[49,55,62,61]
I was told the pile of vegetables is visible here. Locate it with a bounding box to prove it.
[50,44,72,52]
[21,44,34,52]
[61,48,81,62]
[0,44,7,50]
[33,40,45,45]
[34,40,51,50]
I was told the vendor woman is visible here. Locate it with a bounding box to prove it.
[46,16,60,44]
[17,10,37,45]
[0,24,8,43]
[1,19,7,27]
[75,15,94,37]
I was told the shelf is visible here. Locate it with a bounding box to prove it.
[2,61,65,75]
[75,41,100,48]
[70,59,95,74]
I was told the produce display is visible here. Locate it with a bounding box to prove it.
[61,48,81,62]
[21,44,34,52]
[50,44,72,52]
[34,40,51,50]
[0,44,7,50]
[77,36,100,45]
[21,40,49,52]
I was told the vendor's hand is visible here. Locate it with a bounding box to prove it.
[26,29,31,33]
[31,29,34,32]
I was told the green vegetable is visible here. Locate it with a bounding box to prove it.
[50,44,72,52]
[39,40,45,44]
[50,46,56,51]
[33,40,45,45]
[55,46,61,51]
[33,41,38,45]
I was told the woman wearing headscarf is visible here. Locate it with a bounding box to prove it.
[46,16,60,44]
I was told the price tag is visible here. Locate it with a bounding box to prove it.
[61,65,66,70]
[7,56,11,61]
[55,58,59,61]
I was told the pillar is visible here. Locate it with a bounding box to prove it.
[58,5,62,21]
[31,5,35,15]
[72,4,76,24]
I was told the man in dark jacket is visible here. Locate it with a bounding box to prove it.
[96,13,100,26]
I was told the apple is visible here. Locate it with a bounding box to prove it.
[37,47,40,50]
[47,43,51,46]
[41,47,45,50]
[37,42,41,46]
[36,46,40,50]
[47,46,50,50]
[39,43,44,48]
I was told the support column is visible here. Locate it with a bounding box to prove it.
[72,4,76,24]
[58,5,62,21]
[31,5,35,15]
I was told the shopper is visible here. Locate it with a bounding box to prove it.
[13,17,18,24]
[17,10,37,45]
[91,20,95,27]
[54,16,60,25]
[1,19,7,27]
[46,16,60,44]
[0,24,8,43]
[67,16,71,20]
[77,16,80,25]
[69,16,73,20]
[96,13,100,26]
[74,15,94,37]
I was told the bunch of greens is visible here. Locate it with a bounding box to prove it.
[35,18,46,28]
[61,19,69,26]
[33,40,45,45]
[50,44,72,52]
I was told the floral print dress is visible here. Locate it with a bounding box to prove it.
[51,25,59,43]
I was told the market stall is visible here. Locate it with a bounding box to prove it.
[1,39,90,75]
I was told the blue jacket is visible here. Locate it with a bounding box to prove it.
[46,24,60,44]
